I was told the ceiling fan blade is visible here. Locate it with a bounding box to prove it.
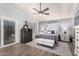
[41,8,49,13]
[33,8,40,13]
[32,13,39,15]
[42,13,50,15]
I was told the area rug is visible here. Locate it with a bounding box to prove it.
[26,39,72,56]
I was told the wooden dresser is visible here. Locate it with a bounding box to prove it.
[21,29,32,43]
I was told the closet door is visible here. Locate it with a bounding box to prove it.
[4,20,15,45]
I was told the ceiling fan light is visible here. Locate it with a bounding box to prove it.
[39,13,43,17]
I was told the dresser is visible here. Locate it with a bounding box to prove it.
[75,25,79,56]
[60,31,70,42]
[21,29,32,43]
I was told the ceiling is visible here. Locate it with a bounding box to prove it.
[14,3,77,21]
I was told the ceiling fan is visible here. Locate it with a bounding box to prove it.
[32,3,50,15]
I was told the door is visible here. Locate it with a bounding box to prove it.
[3,20,15,45]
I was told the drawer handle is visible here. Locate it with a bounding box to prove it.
[77,47,79,49]
[77,32,78,33]
[77,39,78,41]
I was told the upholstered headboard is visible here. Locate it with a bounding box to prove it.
[39,23,60,35]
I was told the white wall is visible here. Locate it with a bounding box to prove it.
[0,3,37,43]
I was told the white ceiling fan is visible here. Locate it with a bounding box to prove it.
[32,3,50,15]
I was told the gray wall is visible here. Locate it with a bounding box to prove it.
[39,18,74,38]
[74,8,79,26]
[73,4,79,26]
[74,15,79,26]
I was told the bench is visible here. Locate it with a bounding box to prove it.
[35,38,55,48]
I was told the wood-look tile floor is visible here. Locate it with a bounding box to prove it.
[68,42,75,56]
[0,43,59,56]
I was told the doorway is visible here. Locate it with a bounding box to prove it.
[0,18,16,48]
